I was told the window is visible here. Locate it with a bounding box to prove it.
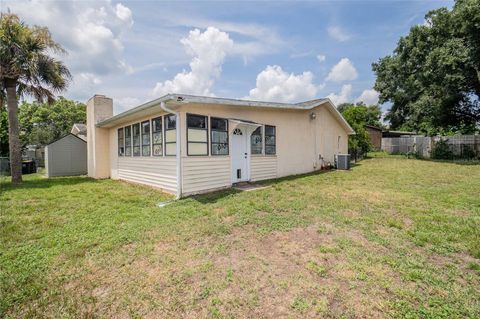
[124,126,132,156]
[118,128,124,156]
[132,123,140,156]
[211,117,228,155]
[251,126,263,154]
[152,117,163,156]
[265,125,276,155]
[187,114,208,156]
[165,114,176,156]
[141,120,151,156]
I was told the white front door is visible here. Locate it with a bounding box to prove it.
[231,127,248,183]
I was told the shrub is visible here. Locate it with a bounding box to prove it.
[431,139,454,160]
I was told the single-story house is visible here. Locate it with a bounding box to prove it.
[87,94,355,198]
[71,123,87,141]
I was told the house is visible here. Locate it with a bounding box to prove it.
[365,125,383,150]
[44,124,88,177]
[87,94,355,198]
[71,123,87,141]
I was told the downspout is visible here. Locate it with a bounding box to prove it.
[160,101,182,199]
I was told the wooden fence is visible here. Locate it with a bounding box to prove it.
[381,135,480,159]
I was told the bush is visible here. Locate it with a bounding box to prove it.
[431,139,454,160]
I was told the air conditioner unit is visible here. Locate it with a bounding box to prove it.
[335,154,351,170]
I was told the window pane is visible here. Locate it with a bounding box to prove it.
[211,117,227,131]
[125,147,132,156]
[166,114,176,129]
[125,126,131,138]
[212,143,228,155]
[152,132,162,144]
[265,125,275,136]
[152,117,162,132]
[118,128,124,139]
[118,128,124,156]
[133,146,140,156]
[212,130,227,143]
[251,126,262,154]
[165,143,176,155]
[265,135,275,145]
[188,143,208,155]
[153,144,162,156]
[165,129,176,143]
[142,145,150,156]
[188,128,207,142]
[265,145,276,155]
[187,114,207,129]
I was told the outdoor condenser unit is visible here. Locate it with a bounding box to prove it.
[336,154,351,170]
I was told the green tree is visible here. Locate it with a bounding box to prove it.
[372,0,480,135]
[19,98,86,146]
[0,13,71,183]
[339,103,382,158]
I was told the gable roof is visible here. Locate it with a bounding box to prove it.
[96,93,355,134]
[46,133,87,147]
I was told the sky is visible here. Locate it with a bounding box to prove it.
[2,0,453,114]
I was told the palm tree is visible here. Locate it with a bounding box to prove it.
[0,13,71,183]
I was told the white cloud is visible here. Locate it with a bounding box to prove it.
[325,58,358,82]
[356,89,380,105]
[115,97,142,113]
[152,27,233,96]
[317,54,326,63]
[6,1,134,76]
[327,26,350,42]
[327,84,353,106]
[246,65,319,103]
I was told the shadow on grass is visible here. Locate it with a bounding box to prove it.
[0,175,96,192]
[189,168,340,204]
[418,158,480,166]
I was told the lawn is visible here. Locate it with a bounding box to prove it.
[1,156,480,318]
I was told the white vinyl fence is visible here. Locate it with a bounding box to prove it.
[381,135,480,159]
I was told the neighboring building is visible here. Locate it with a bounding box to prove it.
[23,145,45,167]
[382,130,417,138]
[87,94,355,198]
[365,125,383,150]
[71,123,87,141]
[45,134,87,177]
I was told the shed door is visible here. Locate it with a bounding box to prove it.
[231,127,248,183]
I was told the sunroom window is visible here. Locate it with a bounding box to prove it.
[132,123,140,156]
[265,125,276,155]
[141,120,151,156]
[124,126,132,156]
[118,127,124,156]
[165,114,176,156]
[187,114,208,156]
[251,126,263,154]
[152,117,163,156]
[211,117,228,155]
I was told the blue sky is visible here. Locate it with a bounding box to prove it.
[4,0,453,114]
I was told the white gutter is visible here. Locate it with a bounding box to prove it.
[160,101,182,199]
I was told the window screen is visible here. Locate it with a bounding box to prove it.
[152,117,163,156]
[118,127,124,156]
[187,114,208,156]
[165,114,176,156]
[211,117,228,155]
[132,123,140,156]
[265,125,276,155]
[251,126,263,154]
[124,126,132,156]
[141,120,151,156]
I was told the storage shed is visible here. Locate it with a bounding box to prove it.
[45,134,87,177]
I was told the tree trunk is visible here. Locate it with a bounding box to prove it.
[5,79,22,184]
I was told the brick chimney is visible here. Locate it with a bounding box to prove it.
[87,95,113,179]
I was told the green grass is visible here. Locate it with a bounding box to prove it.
[1,156,480,318]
